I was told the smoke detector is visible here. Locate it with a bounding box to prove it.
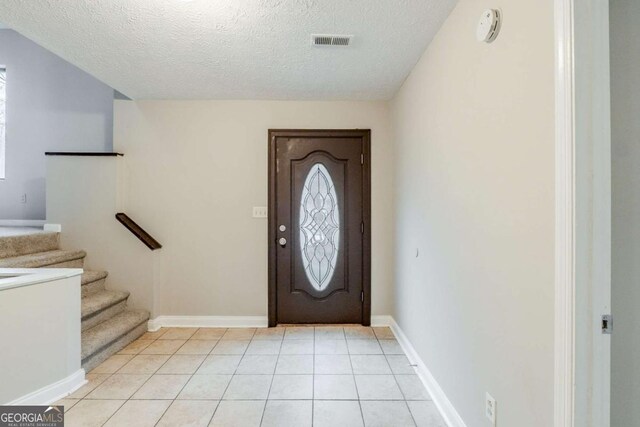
[476,9,502,43]
[311,34,352,47]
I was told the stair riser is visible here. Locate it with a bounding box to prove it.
[82,322,148,372]
[0,233,60,258]
[0,249,87,268]
[82,278,106,297]
[0,258,85,268]
[45,259,85,268]
[82,300,127,331]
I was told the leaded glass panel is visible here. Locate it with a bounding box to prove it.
[299,163,340,291]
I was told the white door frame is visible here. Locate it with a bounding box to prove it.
[554,0,611,426]
[553,1,575,424]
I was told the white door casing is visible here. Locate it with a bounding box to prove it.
[555,0,612,426]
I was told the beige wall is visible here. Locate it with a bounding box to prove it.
[114,100,394,317]
[390,0,555,425]
[47,156,156,313]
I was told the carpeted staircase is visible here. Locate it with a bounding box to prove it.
[0,231,149,371]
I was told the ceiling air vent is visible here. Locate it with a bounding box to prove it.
[312,34,352,47]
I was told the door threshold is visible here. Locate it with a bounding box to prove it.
[275,323,367,327]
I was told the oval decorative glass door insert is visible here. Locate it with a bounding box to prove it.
[299,163,340,291]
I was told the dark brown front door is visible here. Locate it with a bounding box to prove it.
[268,130,371,326]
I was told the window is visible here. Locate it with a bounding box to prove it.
[299,163,340,291]
[0,68,5,179]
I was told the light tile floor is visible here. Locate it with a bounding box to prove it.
[60,326,447,427]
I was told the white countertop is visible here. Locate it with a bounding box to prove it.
[0,268,83,291]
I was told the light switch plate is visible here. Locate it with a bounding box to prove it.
[252,206,268,218]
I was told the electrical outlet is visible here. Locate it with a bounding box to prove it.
[20,193,27,204]
[485,392,496,426]
[252,206,267,218]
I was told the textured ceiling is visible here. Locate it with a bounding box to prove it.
[0,0,457,100]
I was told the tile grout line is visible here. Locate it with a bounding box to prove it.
[381,332,419,427]
[152,327,215,426]
[97,399,127,426]
[95,328,169,426]
[380,330,421,426]
[346,328,367,427]
[119,328,193,425]
[86,328,214,426]
[92,335,158,425]
[207,327,257,425]
[259,329,284,426]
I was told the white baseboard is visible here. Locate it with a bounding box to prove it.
[150,315,391,331]
[7,369,86,405]
[371,314,394,327]
[44,223,62,232]
[148,315,268,331]
[386,317,467,427]
[0,219,46,227]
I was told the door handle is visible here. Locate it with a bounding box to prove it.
[278,237,287,247]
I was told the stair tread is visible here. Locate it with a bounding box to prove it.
[81,289,130,319]
[82,270,108,286]
[82,310,150,360]
[0,232,59,258]
[0,249,86,268]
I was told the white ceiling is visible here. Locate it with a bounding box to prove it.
[0,0,457,100]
